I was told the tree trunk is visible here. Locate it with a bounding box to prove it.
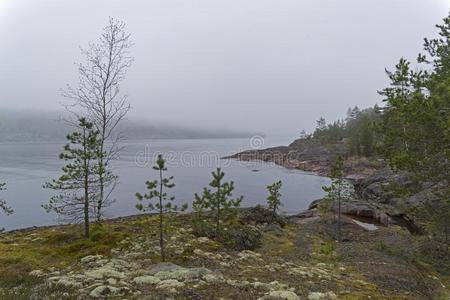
[97,160,104,222]
[159,168,165,262]
[96,75,108,222]
[216,186,221,236]
[337,180,342,242]
[96,119,106,222]
[84,184,90,238]
[83,127,90,238]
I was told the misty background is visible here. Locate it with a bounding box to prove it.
[0,0,449,138]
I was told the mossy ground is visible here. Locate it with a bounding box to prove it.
[0,212,448,299]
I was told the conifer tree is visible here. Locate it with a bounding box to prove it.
[0,182,13,232]
[193,188,209,228]
[195,168,243,236]
[136,154,187,262]
[43,118,102,237]
[378,13,450,257]
[267,180,282,220]
[322,155,354,242]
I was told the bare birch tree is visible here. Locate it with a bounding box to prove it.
[62,18,133,221]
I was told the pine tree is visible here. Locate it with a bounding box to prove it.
[378,13,450,256]
[136,154,187,262]
[0,182,13,232]
[195,168,243,236]
[267,180,282,220]
[193,188,209,229]
[322,155,354,242]
[43,118,102,237]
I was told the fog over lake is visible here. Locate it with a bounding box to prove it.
[0,136,330,231]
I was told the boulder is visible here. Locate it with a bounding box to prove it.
[307,291,337,300]
[133,275,160,285]
[80,255,103,265]
[156,279,185,292]
[89,285,124,298]
[259,290,300,300]
[29,270,45,277]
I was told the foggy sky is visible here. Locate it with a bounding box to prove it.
[0,0,449,136]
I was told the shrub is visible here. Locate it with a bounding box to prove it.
[221,225,262,251]
[193,222,262,251]
[239,206,286,227]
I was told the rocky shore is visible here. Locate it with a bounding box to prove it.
[225,138,427,233]
[224,139,382,179]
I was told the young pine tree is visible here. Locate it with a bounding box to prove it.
[193,188,209,229]
[0,181,13,231]
[267,180,282,221]
[43,118,101,238]
[136,154,187,262]
[195,168,243,236]
[322,155,354,242]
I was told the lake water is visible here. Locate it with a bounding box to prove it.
[0,137,330,231]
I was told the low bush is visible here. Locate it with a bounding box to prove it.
[193,222,262,251]
[239,206,286,227]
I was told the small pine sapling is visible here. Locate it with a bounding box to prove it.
[136,154,187,261]
[267,180,282,221]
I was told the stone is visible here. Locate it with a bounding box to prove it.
[156,279,185,292]
[48,276,83,289]
[237,250,262,261]
[80,255,103,265]
[259,290,300,300]
[133,275,160,285]
[148,262,183,275]
[85,265,126,280]
[196,237,211,243]
[202,272,224,283]
[156,267,216,282]
[252,281,271,291]
[307,291,337,300]
[89,285,121,298]
[29,270,45,277]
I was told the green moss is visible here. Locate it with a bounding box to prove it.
[0,275,75,300]
[312,239,336,261]
[0,211,449,299]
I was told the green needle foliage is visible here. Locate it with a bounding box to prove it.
[378,13,450,259]
[194,168,243,236]
[267,180,282,220]
[0,181,13,232]
[322,155,354,242]
[43,118,103,238]
[0,182,12,216]
[136,154,187,262]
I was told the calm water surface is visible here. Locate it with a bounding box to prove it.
[0,137,330,230]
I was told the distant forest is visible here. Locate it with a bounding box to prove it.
[0,110,253,142]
